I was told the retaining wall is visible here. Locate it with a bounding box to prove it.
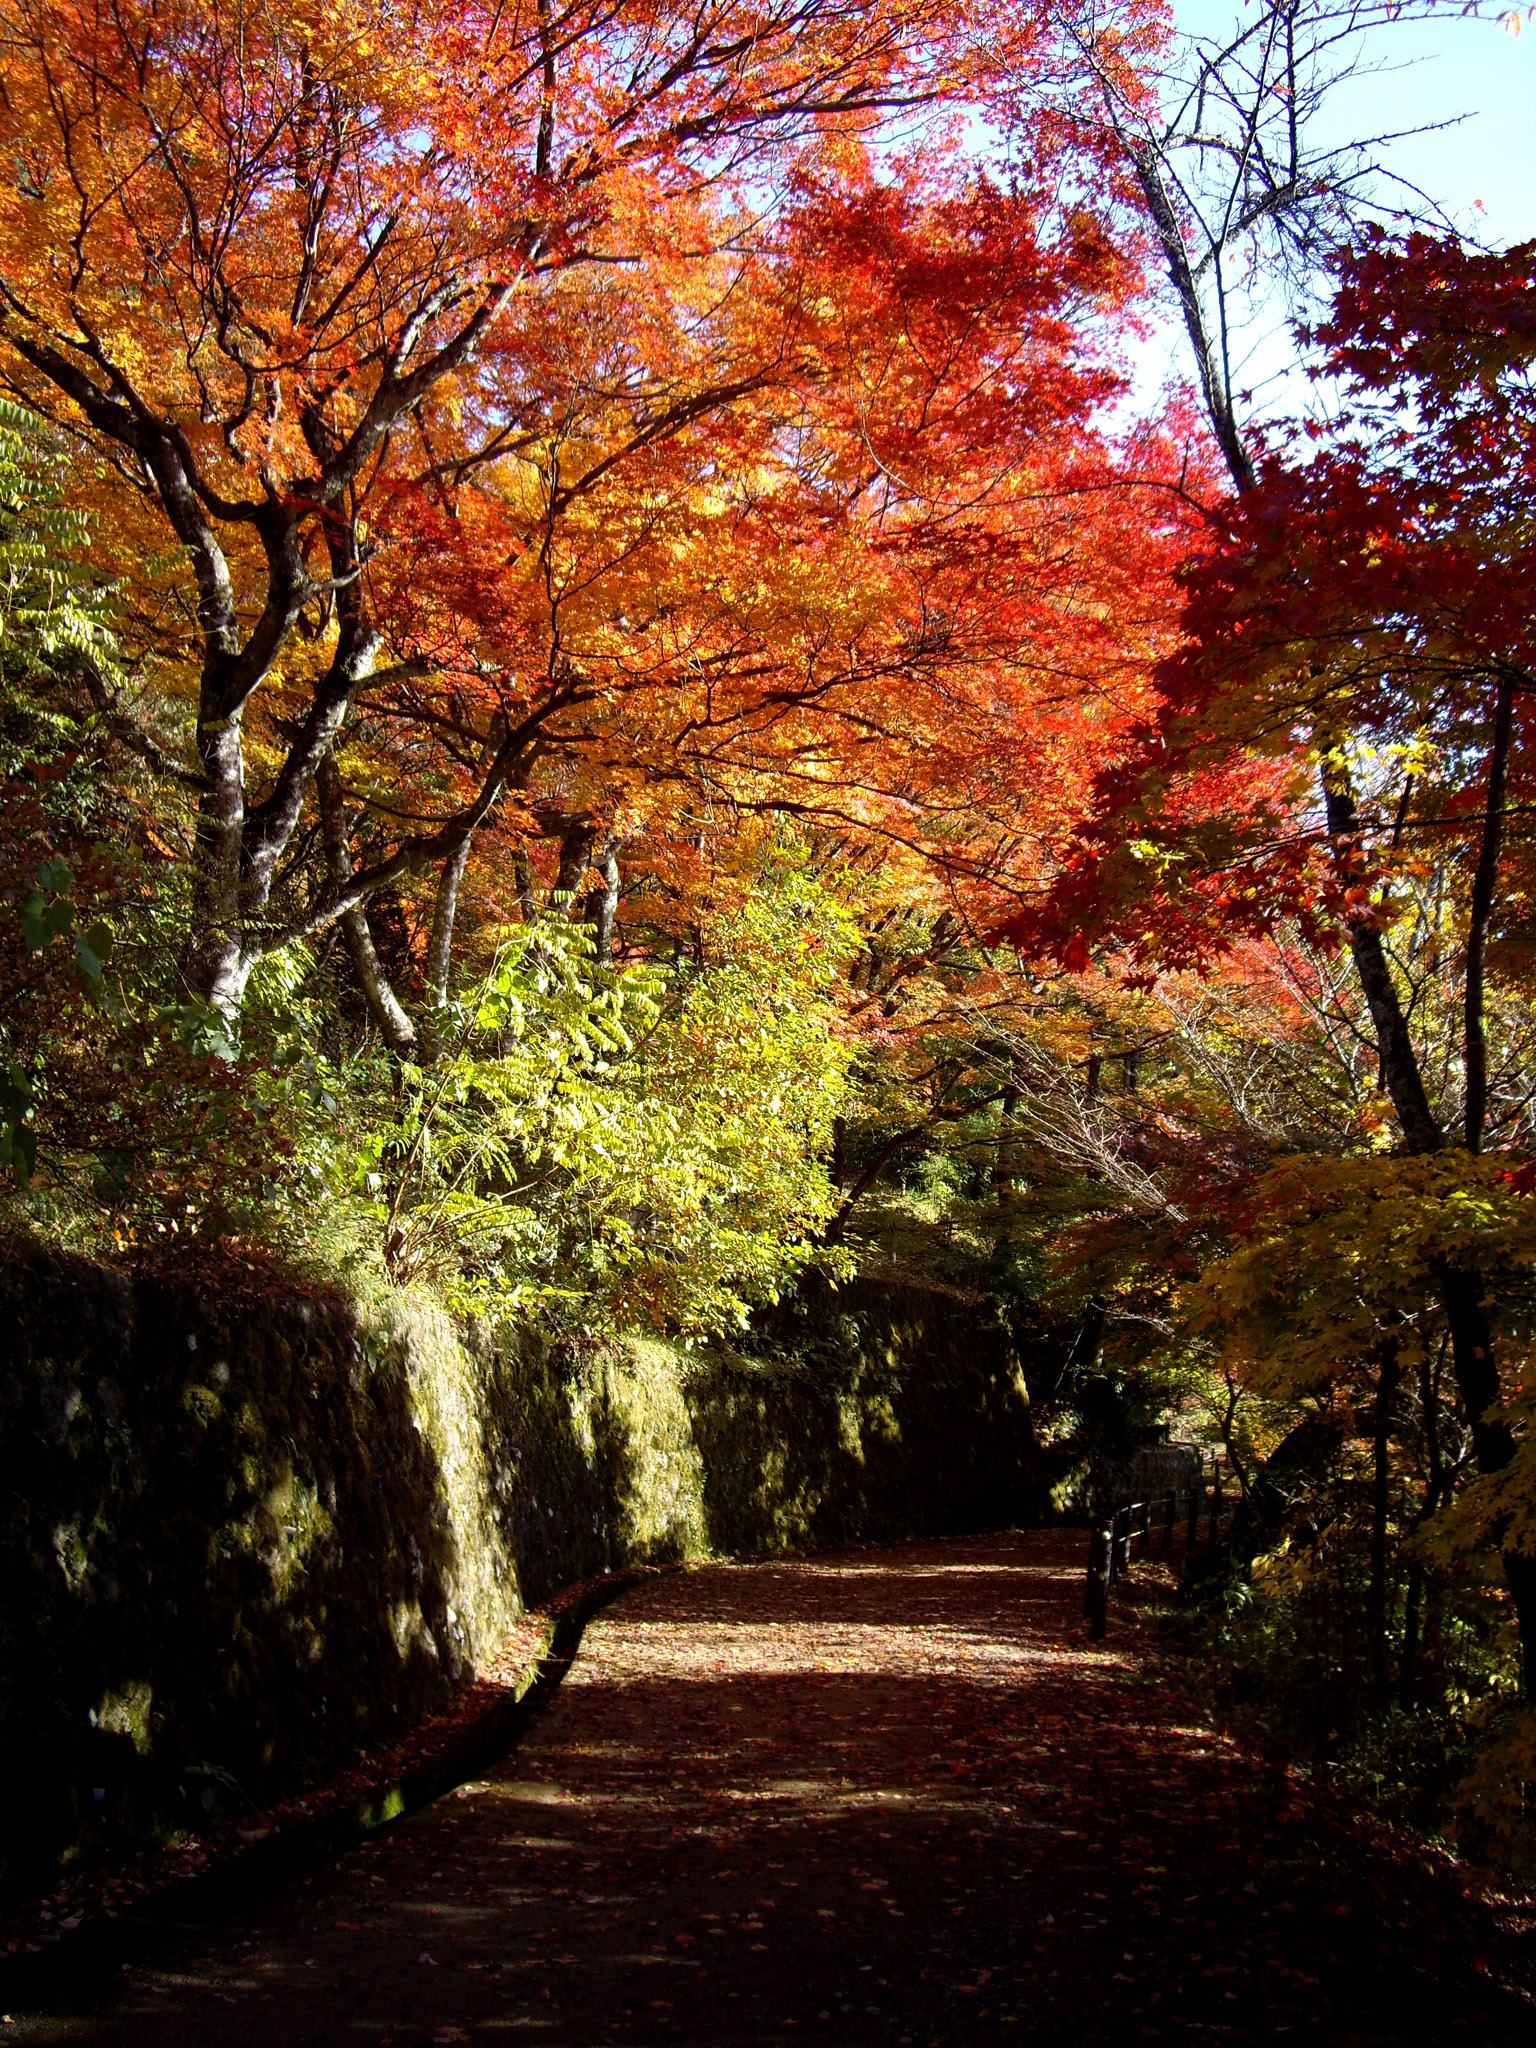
[0,1254,1043,1899]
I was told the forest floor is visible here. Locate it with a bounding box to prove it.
[9,1531,1536,2046]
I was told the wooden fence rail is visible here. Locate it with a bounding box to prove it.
[1084,1466,1230,1640]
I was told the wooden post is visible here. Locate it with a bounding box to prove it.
[1113,1509,1132,1577]
[1086,1527,1111,1639]
[1163,1490,1176,1555]
[1187,1476,1201,1549]
[1209,1462,1222,1544]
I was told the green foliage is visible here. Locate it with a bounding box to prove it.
[1427,1384,1536,1573]
[1167,1150,1536,1854]
[364,877,855,1336]
[1,785,854,1340]
[0,1059,34,1189]
[19,855,115,991]
[0,400,116,682]
[0,408,140,1196]
[1191,1153,1536,1398]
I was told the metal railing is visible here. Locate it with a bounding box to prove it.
[1084,1463,1230,1640]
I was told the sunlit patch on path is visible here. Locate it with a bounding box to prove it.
[21,1534,1530,2045]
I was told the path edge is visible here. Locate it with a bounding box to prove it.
[0,1565,653,2007]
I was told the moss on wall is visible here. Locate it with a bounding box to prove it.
[685,1276,1043,1551]
[0,1252,1041,1902]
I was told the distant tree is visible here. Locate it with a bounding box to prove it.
[1065,0,1462,492]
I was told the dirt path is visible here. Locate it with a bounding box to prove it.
[15,1533,1532,2045]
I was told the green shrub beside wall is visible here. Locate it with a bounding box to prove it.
[0,1254,1042,1901]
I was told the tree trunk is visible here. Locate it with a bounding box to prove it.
[1400,1561,1423,1712]
[1368,1345,1401,1710]
[1439,1267,1511,1471]
[425,834,473,1012]
[1437,1268,1536,1696]
[9,285,517,1018]
[317,754,418,1058]
[1124,141,1258,498]
[1505,1553,1536,1698]
[420,833,473,1062]
[585,836,621,965]
[830,1115,848,1191]
[512,846,538,925]
[1465,676,1514,1155]
[549,818,619,959]
[554,820,595,904]
[181,711,251,1013]
[1403,1333,1449,1712]
[1319,746,1536,1691]
[993,1074,1021,1207]
[1059,1301,1106,1393]
[1319,754,1443,1156]
[821,1128,922,1244]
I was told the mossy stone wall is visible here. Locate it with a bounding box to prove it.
[0,1255,1041,1900]
[684,1277,1045,1550]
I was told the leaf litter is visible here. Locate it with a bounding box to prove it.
[17,1532,1536,2044]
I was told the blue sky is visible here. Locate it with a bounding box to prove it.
[1234,1,1535,246]
[1129,4,1535,422]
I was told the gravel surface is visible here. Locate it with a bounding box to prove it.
[13,1532,1532,2045]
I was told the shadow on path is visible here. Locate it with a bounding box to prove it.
[19,1534,1531,2046]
